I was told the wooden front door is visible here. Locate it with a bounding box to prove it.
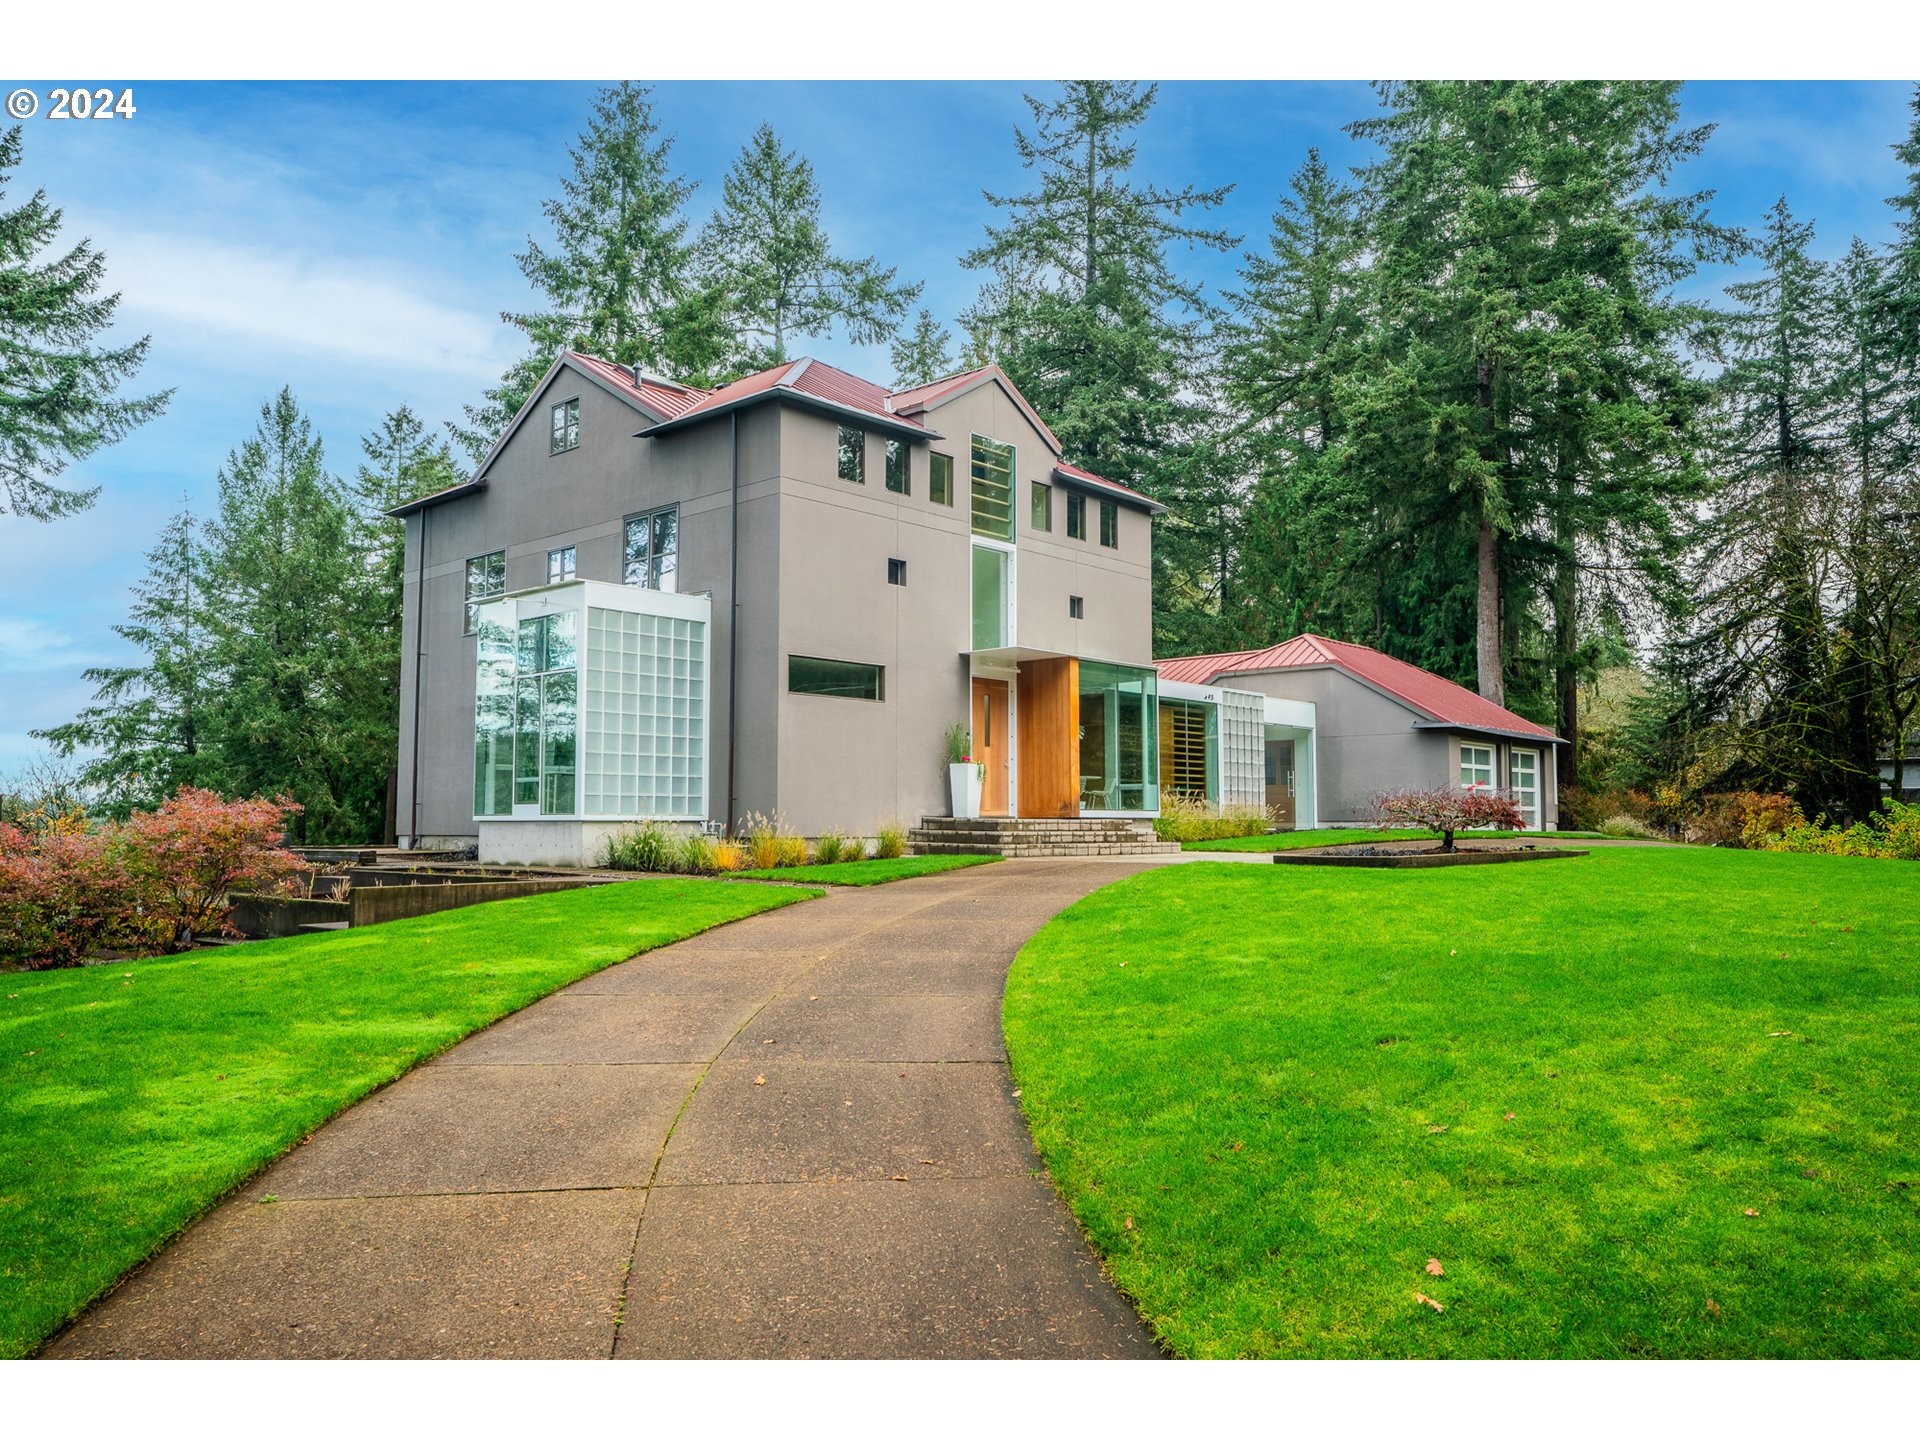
[972,677,1010,816]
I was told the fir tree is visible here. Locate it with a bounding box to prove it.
[199,389,366,843]
[890,308,956,388]
[0,125,170,518]
[698,123,920,372]
[959,81,1236,652]
[34,502,208,812]
[454,84,719,459]
[348,406,459,841]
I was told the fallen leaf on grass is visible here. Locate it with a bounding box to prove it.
[1767,1031,1793,1038]
[1426,1125,1449,1135]
[1124,1216,1134,1231]
[1425,1258,1444,1276]
[1742,1207,1759,1217]
[1414,1292,1444,1312]
[1228,1141,1245,1153]
[753,1075,767,1086]
[1706,1299,1720,1316]
[1504,1112,1516,1122]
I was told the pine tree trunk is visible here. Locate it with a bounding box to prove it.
[1553,472,1578,793]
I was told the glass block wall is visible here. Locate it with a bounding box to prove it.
[584,607,708,820]
[1218,688,1267,808]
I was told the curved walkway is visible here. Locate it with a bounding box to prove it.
[47,859,1158,1360]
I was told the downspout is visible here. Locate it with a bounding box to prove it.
[725,410,740,837]
[407,506,428,849]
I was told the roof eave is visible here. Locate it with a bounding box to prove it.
[1410,719,1567,745]
[637,388,939,442]
[386,478,488,518]
[1049,465,1167,516]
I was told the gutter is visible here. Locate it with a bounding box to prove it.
[1410,720,1568,745]
[725,410,740,838]
[406,505,428,847]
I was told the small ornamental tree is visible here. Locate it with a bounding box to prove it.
[1371,784,1525,852]
[119,788,305,952]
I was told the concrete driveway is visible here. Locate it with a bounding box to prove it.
[46,859,1160,1360]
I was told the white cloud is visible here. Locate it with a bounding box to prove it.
[93,226,516,380]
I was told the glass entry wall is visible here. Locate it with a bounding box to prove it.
[1079,660,1159,813]
[473,582,710,824]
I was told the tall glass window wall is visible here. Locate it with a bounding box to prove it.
[1079,661,1159,813]
[971,545,1010,650]
[474,588,708,822]
[1158,698,1217,803]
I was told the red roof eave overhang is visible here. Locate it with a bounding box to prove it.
[636,387,939,443]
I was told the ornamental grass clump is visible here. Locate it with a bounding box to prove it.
[813,829,847,865]
[1152,794,1273,842]
[1370,784,1523,853]
[603,821,678,873]
[739,812,807,870]
[874,820,908,860]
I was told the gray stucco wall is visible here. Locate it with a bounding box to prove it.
[768,380,1155,835]
[397,361,1160,844]
[397,361,784,842]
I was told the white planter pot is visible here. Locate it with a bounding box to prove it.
[949,763,983,819]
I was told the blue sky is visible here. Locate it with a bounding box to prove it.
[0,79,1915,775]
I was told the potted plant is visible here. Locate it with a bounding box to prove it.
[944,722,982,819]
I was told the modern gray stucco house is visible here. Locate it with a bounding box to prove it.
[394,350,1183,861]
[1155,635,1565,829]
[394,350,1561,862]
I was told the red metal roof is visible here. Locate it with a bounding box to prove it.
[1052,459,1156,506]
[658,357,930,432]
[564,350,711,420]
[1155,633,1560,740]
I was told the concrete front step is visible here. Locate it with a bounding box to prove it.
[910,816,1181,858]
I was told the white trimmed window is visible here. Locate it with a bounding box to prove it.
[1509,748,1540,828]
[1459,743,1495,789]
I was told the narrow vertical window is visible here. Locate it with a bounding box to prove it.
[838,425,866,484]
[887,557,907,586]
[624,506,678,592]
[1066,491,1085,540]
[1069,595,1084,619]
[1031,482,1052,532]
[550,398,579,454]
[970,435,1014,541]
[465,549,506,632]
[547,545,576,583]
[885,438,909,494]
[929,452,954,507]
[1099,499,1118,548]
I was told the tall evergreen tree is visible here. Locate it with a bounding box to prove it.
[348,406,459,841]
[0,125,170,518]
[35,501,209,812]
[959,81,1236,652]
[200,389,368,843]
[698,123,920,372]
[1343,81,1730,729]
[454,84,720,459]
[1217,149,1369,644]
[890,308,956,388]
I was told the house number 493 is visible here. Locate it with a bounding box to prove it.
[48,88,138,120]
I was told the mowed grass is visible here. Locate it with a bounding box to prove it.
[1003,848,1920,1357]
[735,854,1002,885]
[1184,828,1603,852]
[0,877,817,1358]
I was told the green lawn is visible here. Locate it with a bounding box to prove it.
[1004,848,1920,1358]
[1183,828,1603,852]
[735,854,1002,885]
[0,877,817,1358]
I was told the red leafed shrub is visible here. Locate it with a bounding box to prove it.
[0,788,306,968]
[119,788,305,953]
[0,823,134,969]
[1370,784,1526,852]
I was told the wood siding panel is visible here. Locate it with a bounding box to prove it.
[1017,657,1080,818]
